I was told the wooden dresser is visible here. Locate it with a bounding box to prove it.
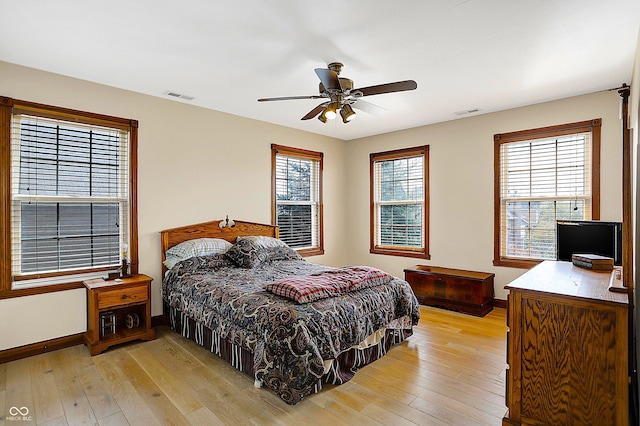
[503,261,628,425]
[404,265,495,316]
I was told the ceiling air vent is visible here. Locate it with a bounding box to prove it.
[164,91,195,101]
[454,108,480,116]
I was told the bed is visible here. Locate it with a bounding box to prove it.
[160,219,420,404]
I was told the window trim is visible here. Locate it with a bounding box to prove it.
[0,96,139,299]
[271,144,324,257]
[493,119,601,269]
[370,145,430,259]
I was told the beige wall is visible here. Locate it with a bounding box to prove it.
[344,91,624,300]
[0,61,347,350]
[0,59,626,351]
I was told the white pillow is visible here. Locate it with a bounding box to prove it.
[163,254,182,270]
[165,238,232,265]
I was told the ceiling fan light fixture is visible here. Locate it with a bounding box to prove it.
[325,102,339,120]
[317,111,328,123]
[340,104,356,123]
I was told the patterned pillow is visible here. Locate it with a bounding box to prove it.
[237,235,287,248]
[225,238,267,268]
[226,238,302,268]
[166,238,232,263]
[265,244,304,263]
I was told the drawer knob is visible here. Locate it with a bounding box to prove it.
[121,294,128,300]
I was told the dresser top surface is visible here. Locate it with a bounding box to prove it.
[505,260,628,304]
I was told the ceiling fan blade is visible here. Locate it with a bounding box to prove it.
[351,99,386,116]
[314,68,342,91]
[301,103,328,120]
[353,80,417,97]
[258,95,324,102]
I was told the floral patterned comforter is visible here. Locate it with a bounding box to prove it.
[162,253,420,404]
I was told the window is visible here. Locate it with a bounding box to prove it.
[0,96,138,297]
[271,144,323,256]
[494,119,601,268]
[370,145,430,259]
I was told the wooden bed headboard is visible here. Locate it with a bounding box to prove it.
[160,219,279,272]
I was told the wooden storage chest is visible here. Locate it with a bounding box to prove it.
[403,265,495,316]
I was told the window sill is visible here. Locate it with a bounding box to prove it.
[370,248,430,259]
[0,281,84,300]
[493,258,543,269]
[298,248,325,257]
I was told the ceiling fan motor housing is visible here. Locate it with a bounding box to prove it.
[319,78,353,94]
[328,62,344,74]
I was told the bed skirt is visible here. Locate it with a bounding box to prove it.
[167,305,413,402]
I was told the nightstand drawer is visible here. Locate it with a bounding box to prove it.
[98,284,147,310]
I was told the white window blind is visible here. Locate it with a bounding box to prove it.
[499,132,592,261]
[372,153,425,251]
[274,153,321,249]
[11,113,130,284]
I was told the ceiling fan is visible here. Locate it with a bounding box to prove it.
[258,62,417,124]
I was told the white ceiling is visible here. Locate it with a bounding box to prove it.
[1,0,639,141]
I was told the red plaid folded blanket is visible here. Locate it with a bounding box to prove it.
[264,266,394,303]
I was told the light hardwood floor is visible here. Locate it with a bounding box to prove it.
[1,306,507,425]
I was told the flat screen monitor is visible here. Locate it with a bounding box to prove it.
[556,220,622,266]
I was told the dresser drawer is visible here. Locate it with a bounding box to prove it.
[98,284,148,310]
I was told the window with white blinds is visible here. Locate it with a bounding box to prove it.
[1,99,138,292]
[494,119,601,268]
[370,146,430,259]
[272,144,323,255]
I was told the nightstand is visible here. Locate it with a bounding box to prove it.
[84,274,156,355]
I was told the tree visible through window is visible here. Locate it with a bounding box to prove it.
[494,119,601,268]
[370,145,430,259]
[271,144,323,256]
